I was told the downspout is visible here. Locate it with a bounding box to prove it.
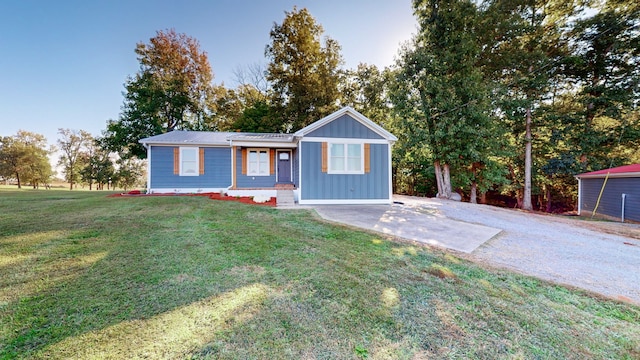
[576,176,582,215]
[621,193,627,223]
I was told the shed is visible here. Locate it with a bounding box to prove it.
[576,164,640,222]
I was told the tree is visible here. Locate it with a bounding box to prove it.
[114,157,145,191]
[58,129,93,190]
[0,131,52,189]
[80,141,115,190]
[393,0,502,200]
[102,29,214,158]
[265,7,343,131]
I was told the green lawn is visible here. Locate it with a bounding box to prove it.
[1,190,639,359]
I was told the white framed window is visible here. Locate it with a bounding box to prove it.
[248,148,270,176]
[180,147,199,176]
[329,143,363,174]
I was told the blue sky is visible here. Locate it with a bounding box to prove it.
[0,0,417,147]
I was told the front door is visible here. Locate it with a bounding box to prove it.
[277,151,291,183]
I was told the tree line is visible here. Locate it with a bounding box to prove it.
[3,1,638,209]
[0,129,144,190]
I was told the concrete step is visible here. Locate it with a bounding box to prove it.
[277,190,295,206]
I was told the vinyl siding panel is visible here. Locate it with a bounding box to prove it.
[300,141,389,200]
[150,146,231,188]
[581,177,640,222]
[306,114,384,139]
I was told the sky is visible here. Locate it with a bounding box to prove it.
[0,0,417,148]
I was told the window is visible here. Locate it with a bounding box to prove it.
[248,148,269,176]
[329,143,363,174]
[180,147,199,176]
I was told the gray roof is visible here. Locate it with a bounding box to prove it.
[139,131,234,145]
[139,130,297,146]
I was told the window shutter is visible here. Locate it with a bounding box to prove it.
[364,144,370,173]
[241,148,247,175]
[199,148,205,175]
[321,142,328,173]
[173,147,179,175]
[270,149,276,175]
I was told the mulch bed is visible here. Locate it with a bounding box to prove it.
[108,191,277,207]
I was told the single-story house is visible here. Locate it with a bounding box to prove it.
[139,107,397,204]
[576,164,640,222]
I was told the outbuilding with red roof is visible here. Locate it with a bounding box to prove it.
[576,164,640,222]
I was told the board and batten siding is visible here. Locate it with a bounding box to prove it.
[300,141,389,201]
[580,177,640,222]
[306,114,385,139]
[150,146,231,188]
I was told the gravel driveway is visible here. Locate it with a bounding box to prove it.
[394,195,640,305]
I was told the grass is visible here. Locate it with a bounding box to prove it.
[1,189,639,359]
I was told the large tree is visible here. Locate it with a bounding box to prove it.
[58,129,93,190]
[0,131,52,189]
[265,7,343,131]
[393,0,502,200]
[103,29,214,158]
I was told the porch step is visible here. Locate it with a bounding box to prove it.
[277,190,295,206]
[275,183,295,190]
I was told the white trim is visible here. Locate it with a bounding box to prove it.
[146,145,152,191]
[294,106,397,141]
[231,141,298,148]
[149,187,228,194]
[179,147,199,176]
[276,149,293,183]
[299,198,393,205]
[246,148,270,176]
[226,189,277,198]
[328,142,364,175]
[298,142,303,197]
[299,137,389,144]
[388,141,394,203]
[577,178,582,215]
[576,172,640,179]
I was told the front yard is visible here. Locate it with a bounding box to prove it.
[1,190,638,359]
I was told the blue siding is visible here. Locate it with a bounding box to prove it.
[300,141,389,200]
[150,146,231,188]
[234,147,274,188]
[306,114,384,139]
[581,177,640,222]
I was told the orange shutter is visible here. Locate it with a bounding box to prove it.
[270,149,276,175]
[173,147,179,175]
[199,148,205,174]
[321,142,328,173]
[364,144,370,173]
[241,148,247,175]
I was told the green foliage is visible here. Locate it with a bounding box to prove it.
[57,128,93,190]
[266,7,343,131]
[102,29,215,158]
[0,131,53,188]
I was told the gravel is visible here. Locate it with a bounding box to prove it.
[394,195,640,305]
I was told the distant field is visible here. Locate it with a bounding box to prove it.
[1,190,638,359]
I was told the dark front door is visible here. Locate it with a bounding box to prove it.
[277,151,291,183]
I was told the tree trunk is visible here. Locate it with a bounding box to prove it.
[522,107,533,210]
[546,187,552,213]
[442,164,452,198]
[434,161,444,197]
[470,182,477,204]
[15,172,21,189]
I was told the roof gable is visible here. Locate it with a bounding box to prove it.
[295,107,397,141]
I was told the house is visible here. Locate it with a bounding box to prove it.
[576,164,640,222]
[138,107,397,205]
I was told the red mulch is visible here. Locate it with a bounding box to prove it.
[108,191,276,207]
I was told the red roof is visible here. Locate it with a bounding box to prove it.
[577,164,640,177]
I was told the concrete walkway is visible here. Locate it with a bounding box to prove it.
[312,203,501,253]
